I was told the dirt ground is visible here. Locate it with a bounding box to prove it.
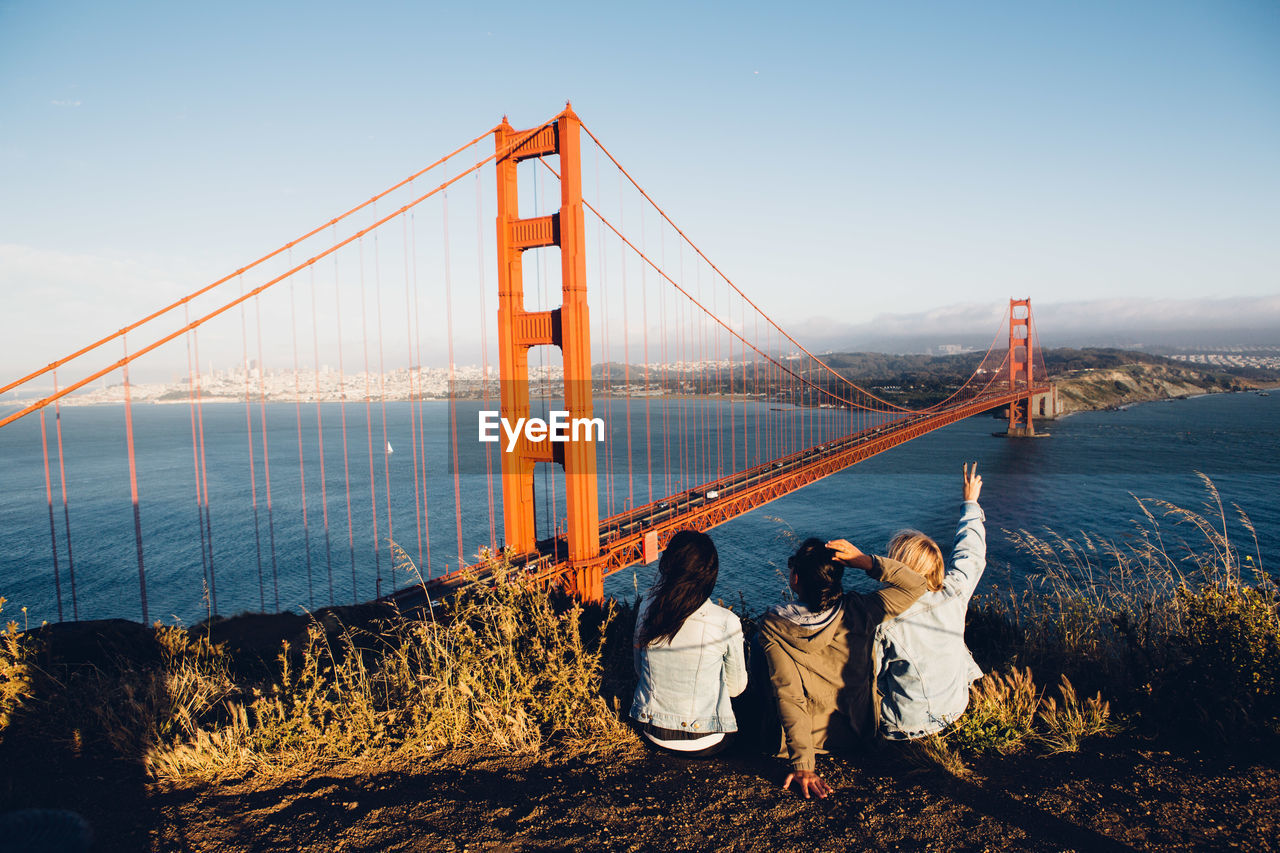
[4,733,1274,852]
[4,618,1279,851]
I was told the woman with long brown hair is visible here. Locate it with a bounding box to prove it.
[630,530,747,757]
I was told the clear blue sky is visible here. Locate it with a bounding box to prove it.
[2,0,1278,377]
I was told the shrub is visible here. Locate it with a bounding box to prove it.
[0,598,35,738]
[148,556,637,782]
[90,624,236,761]
[966,476,1277,741]
[945,668,1116,758]
[1037,675,1117,754]
[949,667,1041,756]
[1167,581,1280,736]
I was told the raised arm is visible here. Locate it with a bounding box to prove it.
[866,555,928,621]
[946,462,987,598]
[826,540,927,622]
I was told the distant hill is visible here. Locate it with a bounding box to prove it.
[812,347,1271,409]
[1052,363,1249,413]
[587,347,1273,409]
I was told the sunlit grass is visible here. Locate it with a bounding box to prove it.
[969,475,1279,740]
[146,554,637,781]
[0,598,35,738]
[2,477,1274,786]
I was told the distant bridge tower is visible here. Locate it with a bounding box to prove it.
[1007,297,1036,437]
[493,105,603,600]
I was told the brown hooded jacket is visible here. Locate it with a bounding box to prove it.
[760,556,926,771]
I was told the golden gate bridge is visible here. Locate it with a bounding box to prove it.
[1,105,1051,623]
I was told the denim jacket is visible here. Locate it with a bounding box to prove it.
[875,500,987,739]
[630,597,747,733]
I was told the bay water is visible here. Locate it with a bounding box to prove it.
[0,392,1275,625]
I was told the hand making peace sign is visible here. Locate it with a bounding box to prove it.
[963,462,982,502]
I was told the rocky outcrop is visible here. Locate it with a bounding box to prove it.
[1053,363,1249,414]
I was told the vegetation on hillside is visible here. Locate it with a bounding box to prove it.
[1,564,635,786]
[1052,362,1248,412]
[0,599,35,737]
[818,347,1259,409]
[967,477,1278,740]
[1,481,1276,790]
[626,346,1262,409]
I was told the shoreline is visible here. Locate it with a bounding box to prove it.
[1045,362,1256,417]
[1052,385,1267,421]
[3,379,1262,414]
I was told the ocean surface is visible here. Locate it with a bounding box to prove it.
[0,391,1276,625]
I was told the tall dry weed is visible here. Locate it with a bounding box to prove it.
[945,667,1116,758]
[148,553,637,782]
[1037,675,1117,754]
[0,598,35,738]
[969,476,1278,737]
[90,624,237,761]
[949,667,1042,755]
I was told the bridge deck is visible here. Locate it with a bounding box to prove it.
[389,385,1048,606]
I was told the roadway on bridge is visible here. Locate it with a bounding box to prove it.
[392,385,1047,606]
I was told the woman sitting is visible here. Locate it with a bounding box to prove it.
[761,536,927,798]
[875,462,987,740]
[630,530,747,757]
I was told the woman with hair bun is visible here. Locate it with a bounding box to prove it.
[761,534,927,798]
[875,462,988,740]
[630,530,747,758]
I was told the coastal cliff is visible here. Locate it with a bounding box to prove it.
[1051,362,1251,414]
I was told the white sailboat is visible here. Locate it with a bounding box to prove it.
[386,441,394,455]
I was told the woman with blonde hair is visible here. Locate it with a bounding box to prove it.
[873,462,987,739]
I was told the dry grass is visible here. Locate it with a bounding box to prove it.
[1037,675,1117,755]
[955,667,1042,756]
[942,668,1116,759]
[86,626,237,762]
[145,553,637,783]
[888,480,1271,775]
[969,475,1279,739]
[909,667,1118,777]
[904,733,973,778]
[0,598,35,737]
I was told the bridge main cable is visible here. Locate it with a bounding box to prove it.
[541,154,1008,415]
[0,121,557,429]
[0,128,496,400]
[580,122,920,414]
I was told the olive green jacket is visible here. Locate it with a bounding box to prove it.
[760,556,927,772]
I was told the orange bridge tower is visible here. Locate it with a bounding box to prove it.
[493,105,603,600]
[1006,297,1036,437]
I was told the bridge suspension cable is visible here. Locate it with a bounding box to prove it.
[1,107,1048,625]
[0,128,497,402]
[580,122,1019,417]
[0,122,553,430]
[539,149,1014,418]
